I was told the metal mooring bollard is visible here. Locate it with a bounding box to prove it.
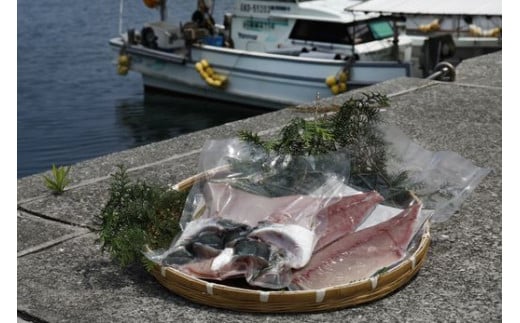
[426,61,456,82]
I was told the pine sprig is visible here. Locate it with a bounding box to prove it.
[237,93,413,205]
[239,118,336,156]
[96,165,188,268]
[270,118,336,156]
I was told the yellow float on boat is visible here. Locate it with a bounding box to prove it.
[338,71,348,83]
[325,71,348,95]
[117,54,131,75]
[338,82,347,93]
[195,59,228,88]
[200,59,209,69]
[468,24,502,37]
[143,0,161,9]
[330,84,340,95]
[419,19,441,33]
[325,75,336,87]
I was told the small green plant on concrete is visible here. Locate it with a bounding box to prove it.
[42,164,71,195]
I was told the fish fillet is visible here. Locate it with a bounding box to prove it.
[291,202,422,290]
[202,182,346,229]
[314,190,384,252]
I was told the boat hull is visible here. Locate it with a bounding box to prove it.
[110,38,411,110]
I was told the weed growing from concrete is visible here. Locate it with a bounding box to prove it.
[42,164,71,195]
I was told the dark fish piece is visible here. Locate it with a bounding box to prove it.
[191,243,222,259]
[162,247,194,266]
[192,231,224,250]
[176,218,253,256]
[223,227,251,247]
[234,238,271,261]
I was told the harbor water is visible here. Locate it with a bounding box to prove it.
[17,0,264,179]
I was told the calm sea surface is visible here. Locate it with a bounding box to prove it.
[17,0,265,179]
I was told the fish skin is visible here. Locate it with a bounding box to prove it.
[203,182,308,227]
[313,190,384,252]
[291,202,422,290]
[203,182,342,229]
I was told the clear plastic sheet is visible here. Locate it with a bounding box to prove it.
[381,125,491,222]
[148,139,385,289]
[147,127,490,290]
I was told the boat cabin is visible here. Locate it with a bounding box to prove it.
[132,0,410,62]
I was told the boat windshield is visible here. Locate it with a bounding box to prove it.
[369,21,394,39]
[244,0,298,2]
[289,19,395,45]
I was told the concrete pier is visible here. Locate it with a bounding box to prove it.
[17,51,502,322]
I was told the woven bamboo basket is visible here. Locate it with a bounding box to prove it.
[149,169,431,313]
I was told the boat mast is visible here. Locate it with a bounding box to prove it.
[392,18,399,61]
[160,0,167,21]
[351,15,356,58]
[119,0,124,35]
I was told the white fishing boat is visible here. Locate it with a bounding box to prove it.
[346,0,502,77]
[109,0,413,109]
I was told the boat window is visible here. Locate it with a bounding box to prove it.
[289,19,395,45]
[369,21,394,40]
[347,23,374,44]
[241,0,297,2]
[289,20,352,44]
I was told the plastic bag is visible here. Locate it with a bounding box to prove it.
[381,125,491,222]
[149,139,388,289]
[148,125,489,290]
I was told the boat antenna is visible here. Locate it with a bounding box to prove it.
[160,0,167,21]
[119,0,124,36]
[352,14,356,58]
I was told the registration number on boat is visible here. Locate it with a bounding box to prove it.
[239,4,290,14]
